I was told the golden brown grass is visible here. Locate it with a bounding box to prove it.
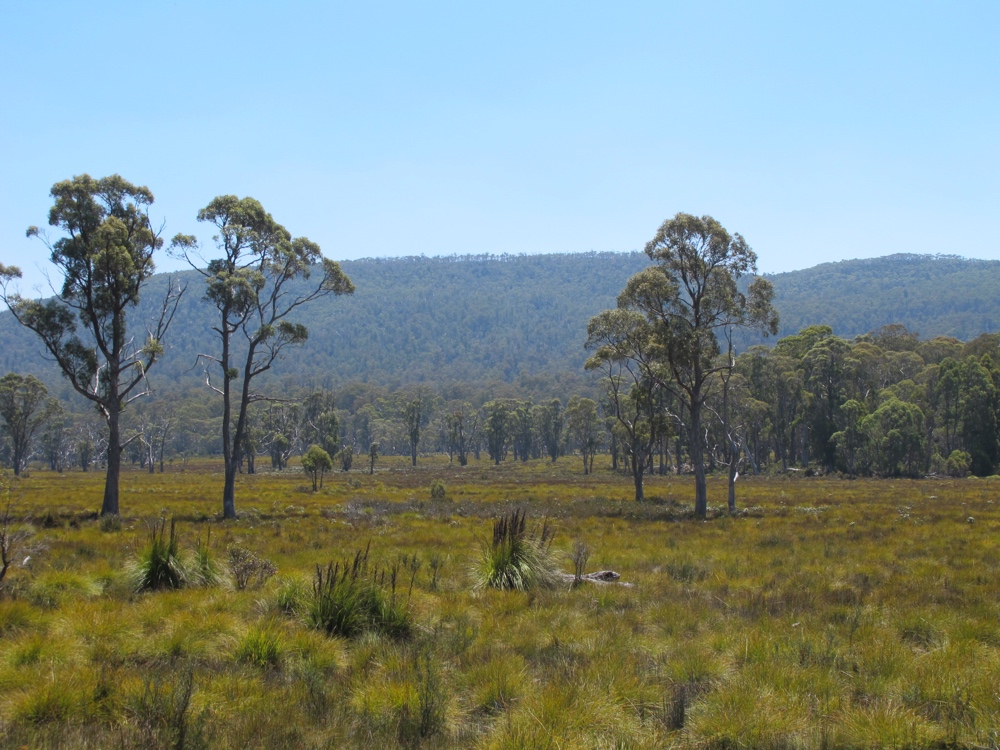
[1,457,1000,747]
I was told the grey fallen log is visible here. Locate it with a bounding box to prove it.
[559,570,634,587]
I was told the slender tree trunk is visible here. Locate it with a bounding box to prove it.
[691,402,707,518]
[631,449,645,502]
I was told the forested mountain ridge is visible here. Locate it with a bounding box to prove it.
[2,251,999,398]
[768,253,1000,341]
[0,252,652,397]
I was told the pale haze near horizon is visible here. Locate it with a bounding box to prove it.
[1,1,997,296]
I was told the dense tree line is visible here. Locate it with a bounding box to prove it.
[5,321,997,484]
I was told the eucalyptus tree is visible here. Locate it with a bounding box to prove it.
[565,396,600,474]
[403,397,430,466]
[446,404,477,466]
[172,196,354,519]
[534,398,564,462]
[1,175,183,514]
[592,213,777,515]
[300,391,339,457]
[0,374,59,476]
[482,400,514,465]
[585,309,660,501]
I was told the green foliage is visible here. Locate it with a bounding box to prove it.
[946,450,972,477]
[300,444,333,491]
[308,546,411,639]
[429,479,446,500]
[132,518,185,591]
[3,175,183,516]
[474,508,559,591]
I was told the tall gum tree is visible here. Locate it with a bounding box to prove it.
[0,175,183,515]
[172,196,354,519]
[592,213,778,517]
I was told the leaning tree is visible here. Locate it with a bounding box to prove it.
[1,175,183,515]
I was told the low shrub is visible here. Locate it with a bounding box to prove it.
[308,545,411,639]
[430,480,447,500]
[228,546,277,591]
[474,508,559,591]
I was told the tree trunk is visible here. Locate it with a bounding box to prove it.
[632,451,645,502]
[223,461,238,519]
[691,404,707,518]
[102,413,121,516]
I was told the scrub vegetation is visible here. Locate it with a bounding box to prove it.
[0,458,999,749]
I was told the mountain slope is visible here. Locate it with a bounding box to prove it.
[1,252,998,396]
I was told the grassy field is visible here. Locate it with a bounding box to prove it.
[1,456,1000,748]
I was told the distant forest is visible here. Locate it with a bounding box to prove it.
[3,251,1000,480]
[2,252,999,403]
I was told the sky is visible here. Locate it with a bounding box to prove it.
[1,1,998,296]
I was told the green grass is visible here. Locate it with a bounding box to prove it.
[1,456,1000,747]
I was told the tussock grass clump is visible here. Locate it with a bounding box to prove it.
[308,545,411,639]
[132,518,185,592]
[474,508,558,591]
[268,575,310,617]
[234,625,284,669]
[188,528,222,587]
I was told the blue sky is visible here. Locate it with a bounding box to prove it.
[2,1,998,295]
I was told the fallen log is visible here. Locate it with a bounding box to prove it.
[559,570,634,587]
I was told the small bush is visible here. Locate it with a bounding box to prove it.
[228,546,277,590]
[429,480,447,500]
[946,450,972,478]
[133,519,185,591]
[474,508,559,592]
[308,544,411,639]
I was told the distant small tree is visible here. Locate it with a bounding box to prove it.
[77,438,93,472]
[483,400,513,465]
[271,433,291,470]
[534,398,564,462]
[301,391,339,457]
[565,396,601,474]
[403,398,424,466]
[301,444,333,491]
[0,374,60,476]
[40,404,68,472]
[369,442,379,474]
[446,405,477,466]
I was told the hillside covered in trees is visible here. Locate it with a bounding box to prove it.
[2,251,999,400]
